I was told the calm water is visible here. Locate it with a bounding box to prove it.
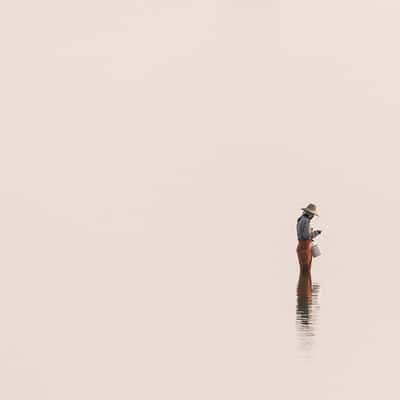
[4,225,399,400]
[2,186,400,400]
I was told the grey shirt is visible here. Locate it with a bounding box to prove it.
[296,214,320,240]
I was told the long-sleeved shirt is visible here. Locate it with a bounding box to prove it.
[296,214,320,240]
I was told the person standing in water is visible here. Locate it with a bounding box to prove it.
[296,203,322,272]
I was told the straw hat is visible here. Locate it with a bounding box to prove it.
[301,203,319,216]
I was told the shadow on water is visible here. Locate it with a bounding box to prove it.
[296,271,320,359]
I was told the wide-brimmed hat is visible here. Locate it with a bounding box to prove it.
[301,203,319,216]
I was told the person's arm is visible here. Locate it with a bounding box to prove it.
[310,225,322,239]
[300,217,321,240]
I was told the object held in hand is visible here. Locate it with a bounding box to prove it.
[312,244,322,257]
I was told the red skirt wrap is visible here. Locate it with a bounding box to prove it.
[296,240,313,272]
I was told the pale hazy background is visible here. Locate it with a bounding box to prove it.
[1,1,400,399]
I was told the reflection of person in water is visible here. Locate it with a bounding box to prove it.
[296,271,320,351]
[296,203,322,272]
[296,272,313,325]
